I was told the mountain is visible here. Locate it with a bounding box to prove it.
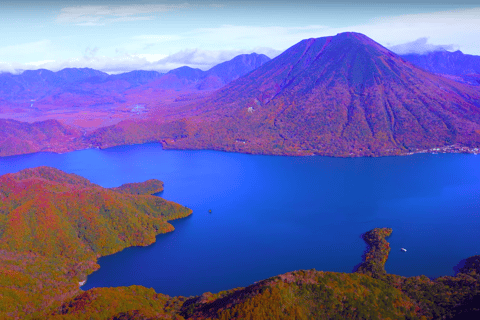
[197,53,271,89]
[0,53,270,104]
[0,54,270,131]
[0,119,87,157]
[53,68,109,84]
[399,49,480,75]
[400,49,480,85]
[0,167,192,317]
[139,32,480,157]
[107,70,163,86]
[137,53,271,91]
[4,33,480,158]
[142,66,205,90]
[0,68,110,102]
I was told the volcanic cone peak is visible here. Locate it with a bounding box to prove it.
[257,32,423,97]
[170,32,480,157]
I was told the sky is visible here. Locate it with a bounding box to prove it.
[0,0,479,74]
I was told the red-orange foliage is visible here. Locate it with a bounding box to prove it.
[0,167,192,318]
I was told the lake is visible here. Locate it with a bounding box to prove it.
[1,143,479,297]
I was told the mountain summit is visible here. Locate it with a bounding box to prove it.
[158,32,480,156]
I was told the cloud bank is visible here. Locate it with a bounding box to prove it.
[0,48,278,75]
[387,38,458,55]
[56,4,193,26]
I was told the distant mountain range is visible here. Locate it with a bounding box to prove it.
[399,49,480,85]
[0,53,271,103]
[110,52,270,91]
[2,32,480,158]
[1,46,479,105]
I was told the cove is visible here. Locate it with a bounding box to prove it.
[1,143,479,297]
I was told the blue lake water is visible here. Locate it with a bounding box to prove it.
[1,143,479,297]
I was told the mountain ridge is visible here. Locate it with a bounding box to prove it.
[0,53,271,103]
[399,49,480,85]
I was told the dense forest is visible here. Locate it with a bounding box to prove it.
[0,167,192,318]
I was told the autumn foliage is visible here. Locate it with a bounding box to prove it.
[83,33,480,158]
[3,33,480,158]
[0,167,192,318]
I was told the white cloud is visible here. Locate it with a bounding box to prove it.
[325,7,480,55]
[176,8,480,55]
[84,46,100,59]
[0,40,52,57]
[159,48,242,67]
[152,48,276,71]
[56,4,192,26]
[24,59,56,66]
[109,16,155,23]
[1,47,277,75]
[136,53,168,62]
[0,62,24,74]
[387,37,458,55]
[1,54,154,75]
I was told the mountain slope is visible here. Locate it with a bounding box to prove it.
[197,53,271,89]
[155,32,480,156]
[137,53,271,91]
[400,49,480,75]
[0,119,87,157]
[0,68,110,102]
[0,167,192,317]
[400,50,480,85]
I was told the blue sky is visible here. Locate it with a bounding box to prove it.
[0,0,479,74]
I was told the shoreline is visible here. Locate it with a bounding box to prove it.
[2,140,480,159]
